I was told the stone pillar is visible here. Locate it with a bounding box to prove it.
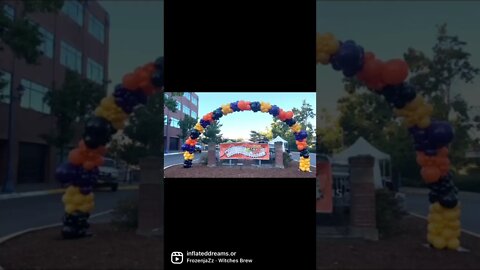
[348,155,378,240]
[207,142,216,167]
[274,142,284,168]
[137,157,164,237]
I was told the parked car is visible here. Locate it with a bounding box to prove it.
[95,158,119,191]
[195,144,202,153]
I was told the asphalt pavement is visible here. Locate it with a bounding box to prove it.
[0,190,137,238]
[404,189,480,235]
[164,152,204,167]
[290,152,317,166]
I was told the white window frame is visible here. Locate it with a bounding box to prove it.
[20,79,51,114]
[62,0,84,26]
[0,71,12,104]
[38,26,54,58]
[88,13,105,43]
[87,58,104,84]
[60,41,82,74]
[170,117,180,128]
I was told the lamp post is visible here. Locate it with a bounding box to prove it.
[165,117,171,153]
[2,84,25,193]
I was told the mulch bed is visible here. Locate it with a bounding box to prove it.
[0,224,163,270]
[1,216,479,269]
[164,161,316,178]
[317,215,480,269]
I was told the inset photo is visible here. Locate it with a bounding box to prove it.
[164,92,316,178]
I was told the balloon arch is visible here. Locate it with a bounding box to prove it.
[55,33,461,250]
[180,101,311,172]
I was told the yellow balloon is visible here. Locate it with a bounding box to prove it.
[446,238,460,250]
[427,233,435,244]
[443,209,460,221]
[441,228,455,240]
[430,202,442,213]
[447,220,461,230]
[428,213,442,223]
[65,205,76,214]
[72,194,84,205]
[431,236,447,249]
[418,117,431,129]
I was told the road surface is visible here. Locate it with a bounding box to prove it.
[290,152,317,166]
[164,152,204,167]
[0,190,137,238]
[405,190,480,235]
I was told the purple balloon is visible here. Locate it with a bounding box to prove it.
[295,130,308,141]
[428,121,454,148]
[80,186,93,195]
[55,163,83,184]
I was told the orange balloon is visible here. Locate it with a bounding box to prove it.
[438,147,449,157]
[202,112,213,122]
[68,149,85,165]
[285,111,294,120]
[144,63,155,73]
[278,110,287,121]
[358,58,384,84]
[83,161,96,171]
[381,59,409,85]
[421,166,441,184]
[93,156,104,167]
[122,73,139,90]
[143,85,156,96]
[95,146,108,156]
[416,152,428,167]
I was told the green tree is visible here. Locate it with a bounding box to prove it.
[201,122,223,144]
[317,108,343,154]
[42,70,106,162]
[0,0,64,96]
[249,130,269,142]
[178,114,197,140]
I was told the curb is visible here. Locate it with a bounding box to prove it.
[164,152,183,156]
[0,210,114,245]
[0,185,139,201]
[164,163,184,170]
[409,211,480,239]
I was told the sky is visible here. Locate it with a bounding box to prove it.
[98,1,164,94]
[196,93,316,140]
[317,1,480,116]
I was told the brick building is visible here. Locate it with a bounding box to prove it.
[164,92,199,151]
[0,0,109,188]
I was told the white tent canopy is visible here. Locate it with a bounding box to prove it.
[333,137,391,189]
[268,136,288,152]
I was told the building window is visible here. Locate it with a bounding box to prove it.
[176,100,181,110]
[38,26,54,58]
[0,71,12,104]
[60,41,82,73]
[62,0,84,26]
[183,106,190,116]
[170,117,180,128]
[164,115,168,125]
[3,4,14,20]
[20,79,51,114]
[88,13,105,43]
[87,58,104,84]
[184,92,191,101]
[191,96,198,106]
[164,93,169,99]
[191,111,197,119]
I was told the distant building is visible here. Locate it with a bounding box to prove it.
[0,1,109,187]
[164,92,199,151]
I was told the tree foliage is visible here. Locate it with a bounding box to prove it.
[201,122,223,144]
[249,130,270,142]
[178,114,197,140]
[42,70,106,161]
[0,0,64,95]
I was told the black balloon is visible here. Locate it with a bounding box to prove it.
[285,118,296,127]
[190,130,200,139]
[83,117,113,149]
[154,56,164,70]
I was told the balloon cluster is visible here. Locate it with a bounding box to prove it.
[317,32,459,249]
[427,202,461,250]
[182,101,311,172]
[56,56,164,239]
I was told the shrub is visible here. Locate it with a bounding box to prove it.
[375,189,406,238]
[111,198,138,229]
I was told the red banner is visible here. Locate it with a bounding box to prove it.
[316,161,333,213]
[219,143,270,160]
